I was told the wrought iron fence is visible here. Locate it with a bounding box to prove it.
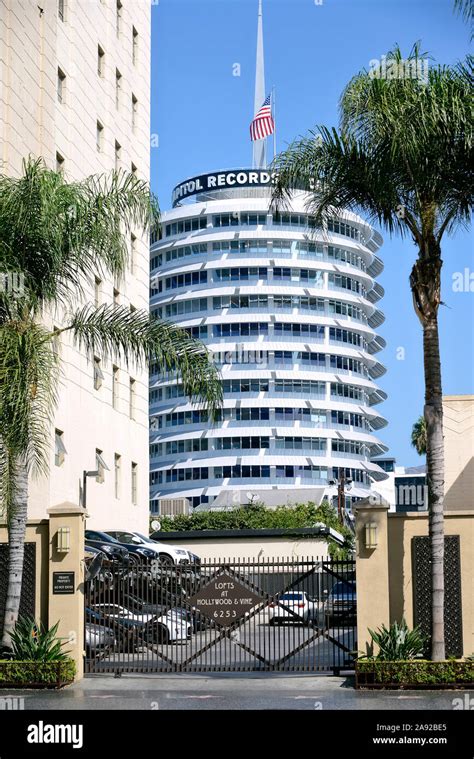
[84,556,356,674]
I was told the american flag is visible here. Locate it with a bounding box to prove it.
[250,94,275,141]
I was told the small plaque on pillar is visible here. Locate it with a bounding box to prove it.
[52,571,75,594]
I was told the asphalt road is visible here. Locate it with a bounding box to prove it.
[0,673,467,711]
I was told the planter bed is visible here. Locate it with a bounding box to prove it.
[355,660,474,690]
[0,660,75,689]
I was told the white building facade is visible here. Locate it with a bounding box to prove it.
[149,170,388,512]
[1,0,151,530]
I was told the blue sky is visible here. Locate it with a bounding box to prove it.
[150,0,473,466]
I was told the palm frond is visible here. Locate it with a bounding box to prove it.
[0,157,160,309]
[61,305,222,419]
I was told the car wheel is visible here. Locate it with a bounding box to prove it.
[155,624,170,644]
[158,554,175,566]
[268,618,275,627]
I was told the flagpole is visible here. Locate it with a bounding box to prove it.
[272,85,276,161]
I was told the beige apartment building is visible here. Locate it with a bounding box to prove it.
[0,0,151,530]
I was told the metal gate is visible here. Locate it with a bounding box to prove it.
[85,556,356,674]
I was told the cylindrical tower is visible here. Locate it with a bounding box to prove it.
[149,169,388,512]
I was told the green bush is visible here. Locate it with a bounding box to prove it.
[0,659,76,686]
[367,619,428,660]
[356,660,474,686]
[9,618,71,662]
[152,501,354,558]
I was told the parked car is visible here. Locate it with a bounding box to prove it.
[105,530,194,566]
[269,592,318,625]
[90,603,191,644]
[85,531,130,563]
[324,581,356,626]
[85,622,116,656]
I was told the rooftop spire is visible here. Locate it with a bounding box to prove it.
[253,0,266,169]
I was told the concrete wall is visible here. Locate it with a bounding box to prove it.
[161,537,330,562]
[0,0,152,532]
[387,510,474,657]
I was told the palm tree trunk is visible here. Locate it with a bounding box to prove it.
[423,316,445,661]
[1,459,29,649]
[411,245,445,661]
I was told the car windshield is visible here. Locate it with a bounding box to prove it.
[281,594,305,601]
[134,533,150,542]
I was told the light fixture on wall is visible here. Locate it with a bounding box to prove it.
[56,526,71,553]
[364,522,378,549]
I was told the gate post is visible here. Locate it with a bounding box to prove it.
[353,495,390,657]
[47,503,87,682]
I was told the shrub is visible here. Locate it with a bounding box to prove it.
[0,660,75,687]
[367,619,428,660]
[152,501,354,558]
[9,618,71,662]
[356,660,474,688]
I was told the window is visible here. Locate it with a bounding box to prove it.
[57,68,66,103]
[131,94,138,131]
[132,26,138,64]
[96,121,104,152]
[129,378,136,419]
[97,45,105,77]
[55,152,64,174]
[114,454,121,498]
[95,449,107,483]
[94,277,101,307]
[115,69,122,108]
[131,162,137,176]
[55,429,66,466]
[93,357,104,390]
[116,1,122,36]
[131,462,138,504]
[130,233,137,273]
[113,288,120,307]
[112,366,119,408]
[114,141,121,171]
[58,0,65,21]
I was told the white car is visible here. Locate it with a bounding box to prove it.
[92,603,191,643]
[269,592,318,625]
[105,530,192,566]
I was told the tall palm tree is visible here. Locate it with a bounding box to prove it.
[0,158,222,648]
[271,48,472,660]
[411,416,427,456]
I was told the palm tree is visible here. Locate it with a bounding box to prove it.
[411,417,427,456]
[0,158,222,648]
[271,47,472,660]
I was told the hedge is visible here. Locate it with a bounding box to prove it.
[355,660,474,689]
[153,501,354,558]
[0,659,76,688]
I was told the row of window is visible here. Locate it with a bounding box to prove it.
[150,436,369,457]
[164,217,208,236]
[149,379,369,405]
[151,465,369,485]
[93,358,137,418]
[153,242,366,272]
[163,214,361,239]
[55,430,139,503]
[151,406,369,429]
[156,296,367,323]
[160,268,365,294]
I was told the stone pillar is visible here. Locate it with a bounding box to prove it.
[47,503,87,681]
[353,495,390,657]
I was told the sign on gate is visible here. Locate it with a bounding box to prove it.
[188,571,262,627]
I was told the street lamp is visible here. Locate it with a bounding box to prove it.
[81,452,109,508]
[329,470,353,524]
